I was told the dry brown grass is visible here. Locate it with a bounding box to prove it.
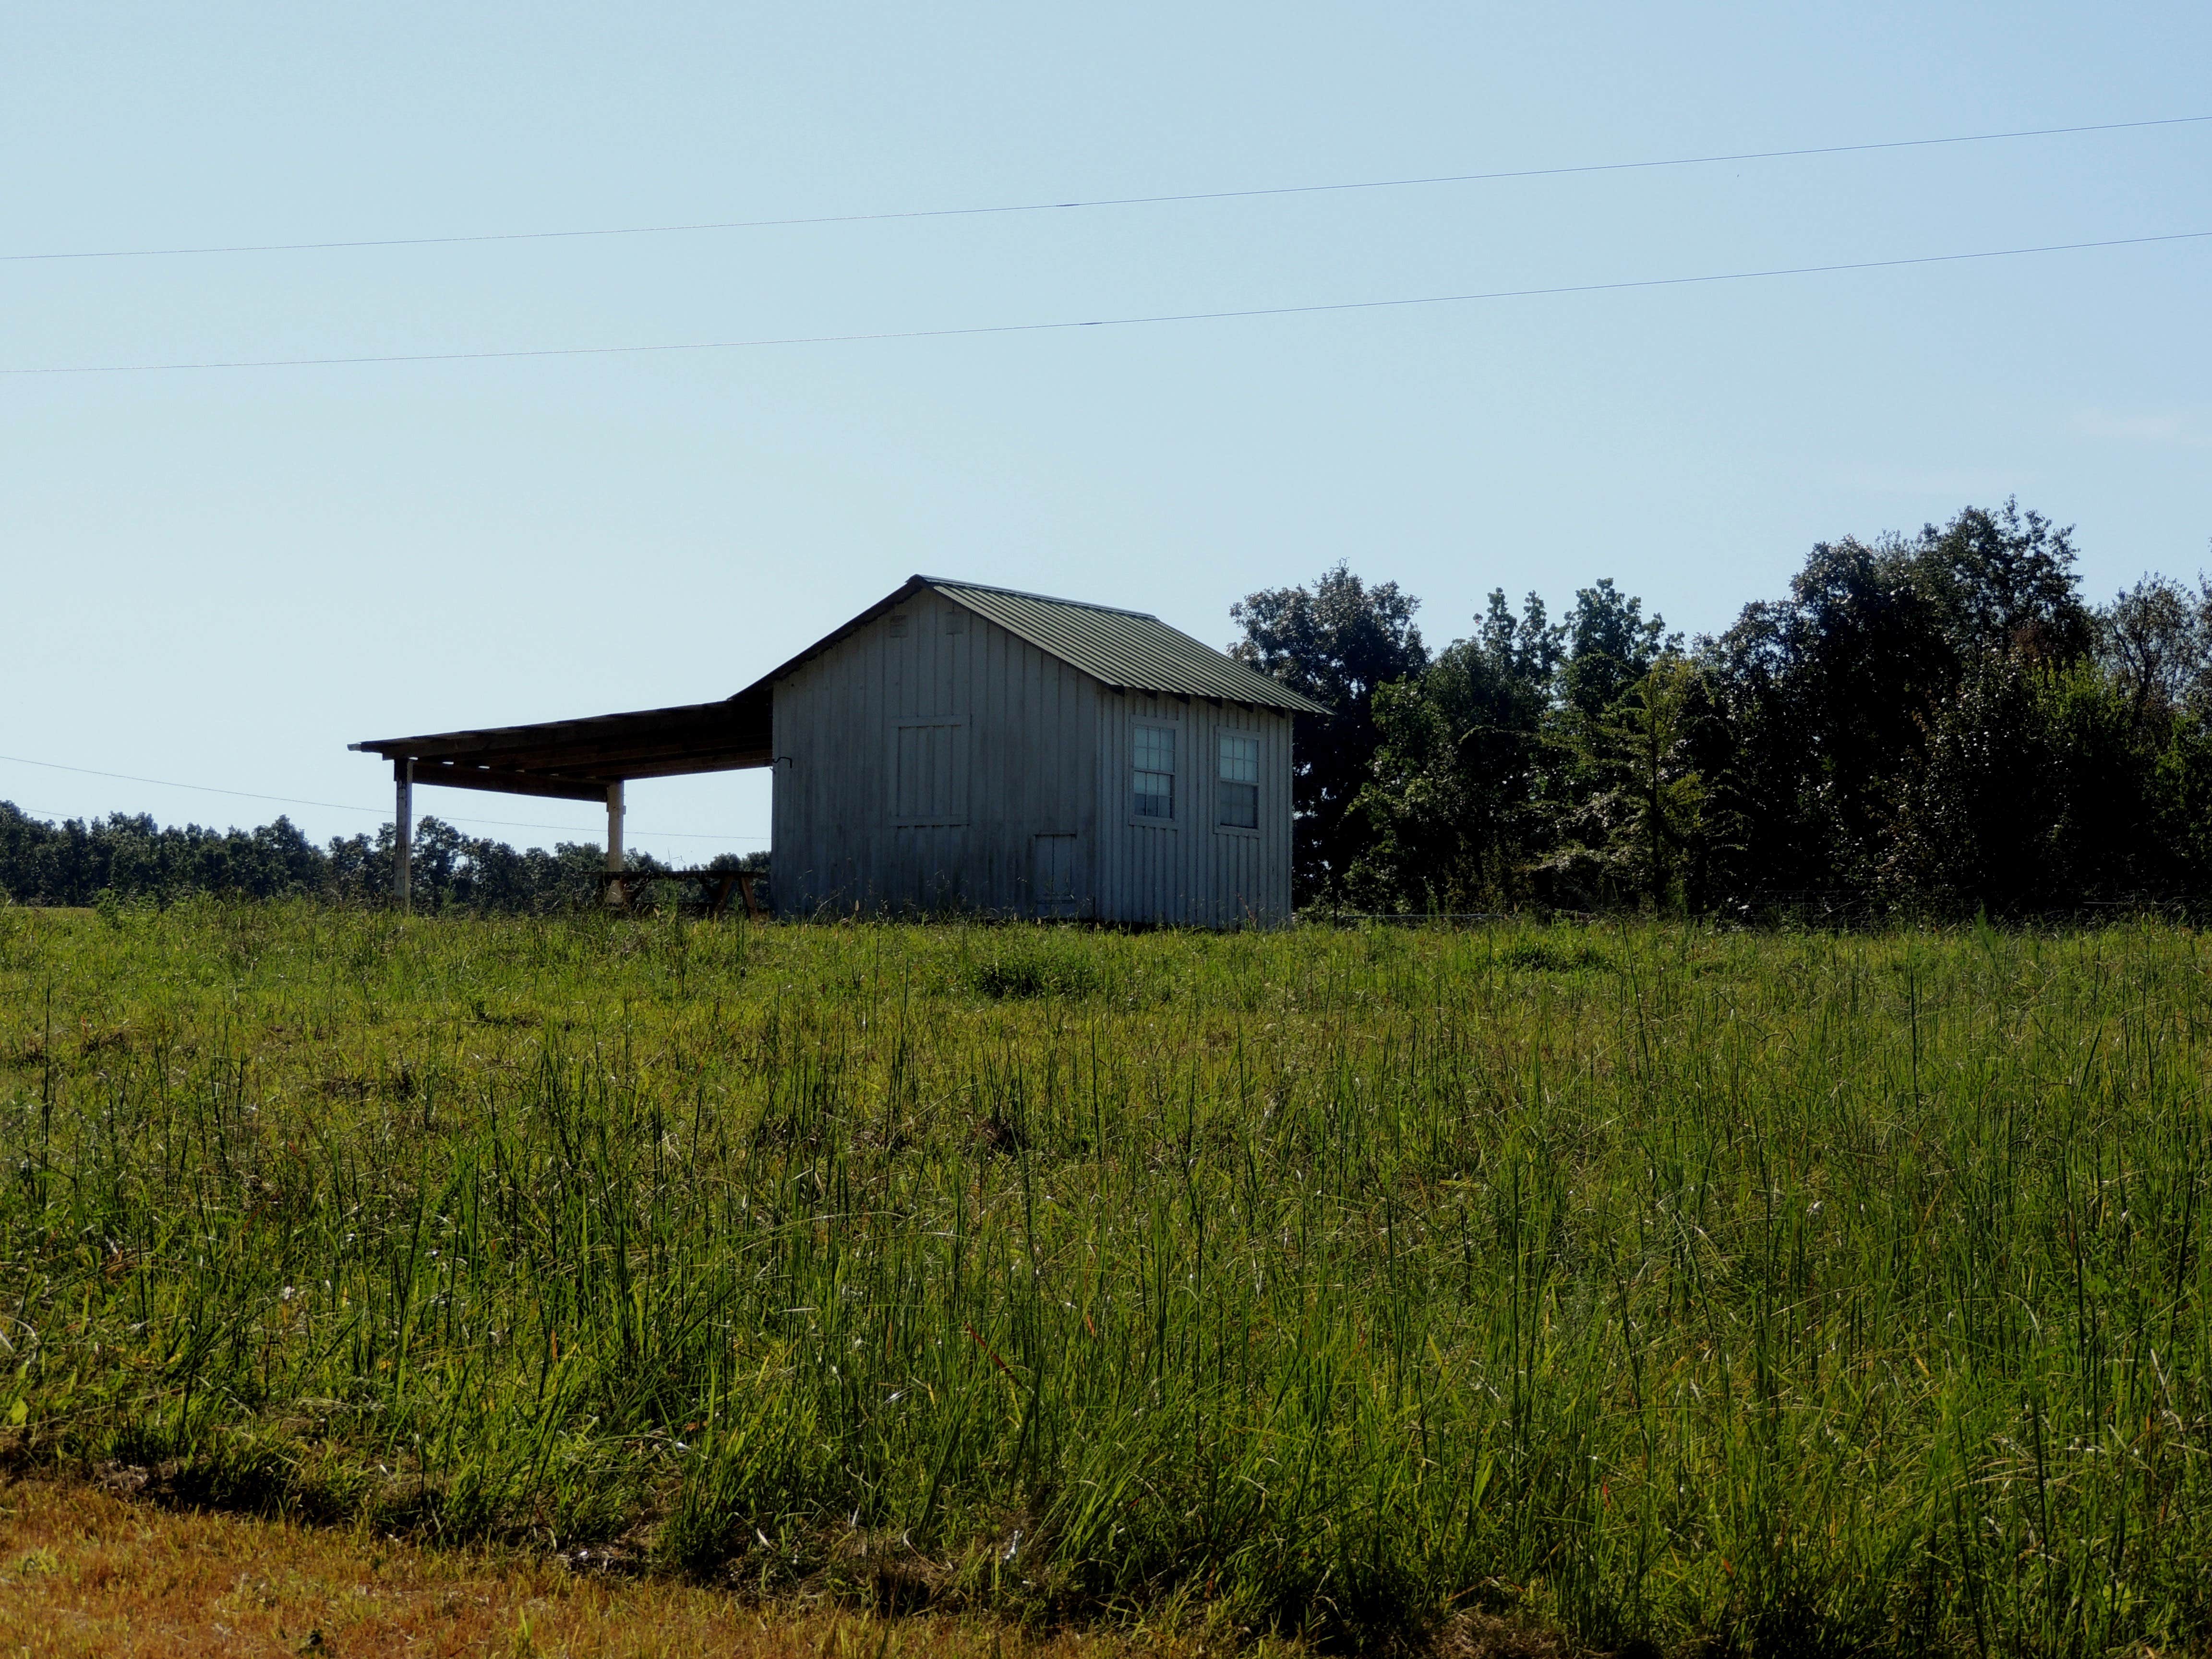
[0,1478,1275,1659]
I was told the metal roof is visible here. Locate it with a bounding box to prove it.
[350,685,772,795]
[351,577,1322,800]
[748,576,1326,714]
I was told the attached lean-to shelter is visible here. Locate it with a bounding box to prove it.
[353,576,1325,925]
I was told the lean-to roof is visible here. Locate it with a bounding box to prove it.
[350,576,1321,792]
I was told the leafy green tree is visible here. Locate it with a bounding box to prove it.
[1333,505,2194,920]
[1883,661,2057,912]
[1530,654,1710,911]
[1702,534,1955,896]
[1559,577,1671,720]
[1697,502,2097,906]
[1912,498,2092,665]
[2099,573,2212,730]
[1231,563,1428,900]
[1882,656,2192,915]
[1603,657,1711,908]
[1344,590,1560,909]
[2154,714,2212,892]
[1521,582,1683,906]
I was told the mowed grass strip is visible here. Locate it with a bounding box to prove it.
[1,903,2210,1652]
[0,1475,1201,1659]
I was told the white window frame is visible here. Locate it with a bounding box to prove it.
[1130,717,1179,827]
[1216,729,1262,836]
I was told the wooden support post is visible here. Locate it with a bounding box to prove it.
[604,781,625,907]
[393,759,414,912]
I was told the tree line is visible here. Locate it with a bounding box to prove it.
[1234,500,2212,917]
[0,806,761,913]
[8,497,2206,920]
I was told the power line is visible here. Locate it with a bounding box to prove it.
[4,113,2205,265]
[0,753,769,842]
[0,753,387,815]
[6,227,2205,378]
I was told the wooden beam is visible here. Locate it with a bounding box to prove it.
[393,759,413,912]
[384,730,770,773]
[578,748,773,781]
[399,753,771,800]
[404,763,611,802]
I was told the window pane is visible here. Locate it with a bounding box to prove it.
[1134,725,1175,818]
[1217,733,1260,825]
[1134,724,1174,774]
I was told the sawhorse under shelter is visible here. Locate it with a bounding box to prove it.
[596,866,764,919]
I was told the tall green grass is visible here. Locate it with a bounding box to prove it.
[2,902,2209,1651]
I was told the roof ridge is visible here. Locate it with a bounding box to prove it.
[918,575,1160,621]
[728,573,1328,716]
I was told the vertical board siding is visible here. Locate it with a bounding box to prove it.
[773,593,1106,918]
[1093,696,1292,926]
[770,591,1291,925]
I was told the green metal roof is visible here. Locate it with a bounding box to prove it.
[745,576,1327,715]
[920,578,1329,714]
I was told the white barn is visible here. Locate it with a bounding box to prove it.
[766,576,1323,924]
[355,576,1324,926]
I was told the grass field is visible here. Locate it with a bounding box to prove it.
[2,903,2209,1654]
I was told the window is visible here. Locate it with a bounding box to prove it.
[1133,723,1175,819]
[1219,732,1260,828]
[892,720,967,825]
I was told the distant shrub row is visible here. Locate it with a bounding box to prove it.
[0,804,760,914]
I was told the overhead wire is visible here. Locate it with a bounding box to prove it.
[5,227,2206,377]
[4,113,2206,264]
[17,119,2198,844]
[0,753,769,842]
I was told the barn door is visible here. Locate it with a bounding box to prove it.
[1031,833,1083,919]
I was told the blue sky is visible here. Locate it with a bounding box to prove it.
[6,3,2208,859]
